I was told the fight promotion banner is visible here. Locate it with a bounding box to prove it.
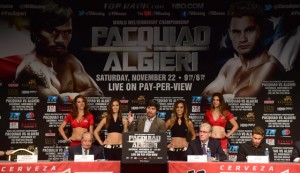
[122,132,167,164]
[0,0,299,161]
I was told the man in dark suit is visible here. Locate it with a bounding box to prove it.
[186,122,227,161]
[128,99,166,133]
[290,141,300,162]
[69,132,104,160]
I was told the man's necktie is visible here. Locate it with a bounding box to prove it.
[84,149,88,155]
[202,143,207,154]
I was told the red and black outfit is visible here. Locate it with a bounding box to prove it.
[64,113,94,146]
[205,110,234,149]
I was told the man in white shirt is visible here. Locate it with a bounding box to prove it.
[186,123,227,161]
[69,132,104,160]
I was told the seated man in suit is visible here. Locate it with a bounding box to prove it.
[290,141,300,162]
[128,99,166,133]
[69,132,104,160]
[186,122,227,161]
[237,126,274,162]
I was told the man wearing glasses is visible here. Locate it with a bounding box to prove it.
[186,122,227,161]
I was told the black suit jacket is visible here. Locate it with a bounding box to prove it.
[291,141,300,162]
[186,138,227,161]
[69,144,104,160]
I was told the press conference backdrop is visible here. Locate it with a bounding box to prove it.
[0,0,299,161]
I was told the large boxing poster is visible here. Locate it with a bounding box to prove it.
[0,0,299,161]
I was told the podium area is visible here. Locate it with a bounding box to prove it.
[121,163,168,173]
[1,161,300,173]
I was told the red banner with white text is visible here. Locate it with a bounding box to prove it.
[0,161,120,173]
[169,161,300,173]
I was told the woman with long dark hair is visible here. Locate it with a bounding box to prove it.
[166,100,196,160]
[94,98,128,160]
[205,93,239,154]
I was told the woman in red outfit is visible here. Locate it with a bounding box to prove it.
[204,93,239,154]
[58,95,94,146]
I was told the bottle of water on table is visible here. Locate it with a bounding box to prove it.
[63,146,69,161]
[265,148,270,162]
[207,147,211,161]
[34,147,38,160]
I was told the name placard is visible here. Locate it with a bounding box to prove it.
[74,155,94,162]
[17,155,38,163]
[293,158,300,163]
[247,155,269,163]
[187,155,207,162]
